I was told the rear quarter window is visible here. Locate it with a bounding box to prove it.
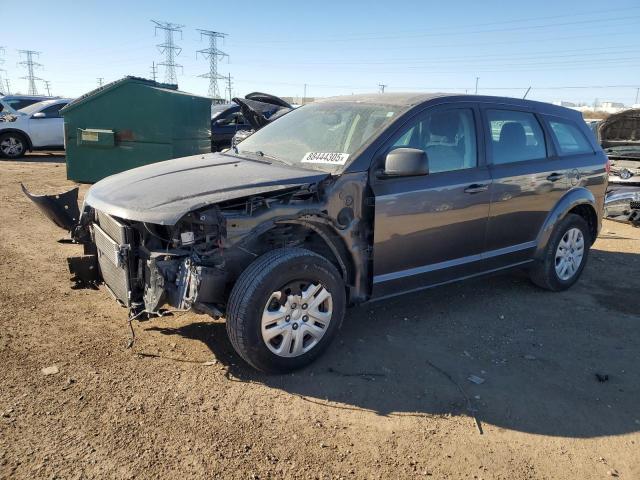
[548,119,594,155]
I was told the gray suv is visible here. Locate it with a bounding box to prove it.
[24,93,607,372]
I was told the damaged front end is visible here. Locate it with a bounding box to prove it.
[21,183,229,316]
[21,170,372,320]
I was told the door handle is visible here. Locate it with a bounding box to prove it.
[547,172,564,182]
[464,184,489,194]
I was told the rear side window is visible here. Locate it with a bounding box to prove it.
[548,119,593,155]
[486,109,546,164]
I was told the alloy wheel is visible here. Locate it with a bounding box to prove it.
[0,136,25,157]
[554,227,585,281]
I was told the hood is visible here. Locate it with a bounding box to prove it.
[85,152,328,225]
[0,100,22,122]
[599,108,640,151]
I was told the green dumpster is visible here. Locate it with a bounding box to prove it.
[62,76,211,183]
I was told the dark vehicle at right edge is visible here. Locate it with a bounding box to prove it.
[24,93,607,373]
[600,108,640,225]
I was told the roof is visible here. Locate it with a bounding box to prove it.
[315,92,581,117]
[1,95,59,101]
[318,92,450,106]
[61,76,183,114]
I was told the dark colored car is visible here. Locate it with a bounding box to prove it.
[0,95,59,112]
[210,103,251,152]
[211,93,293,152]
[24,93,607,373]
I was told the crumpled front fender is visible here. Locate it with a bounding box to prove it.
[21,183,80,232]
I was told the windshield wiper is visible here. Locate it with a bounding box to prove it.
[232,149,272,164]
[241,150,292,166]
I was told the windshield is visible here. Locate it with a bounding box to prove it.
[212,103,233,119]
[235,102,403,172]
[7,98,41,111]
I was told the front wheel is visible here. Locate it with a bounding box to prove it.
[0,132,28,159]
[529,213,591,291]
[226,248,346,373]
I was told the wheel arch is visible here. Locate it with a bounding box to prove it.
[534,187,600,259]
[268,219,354,286]
[0,129,33,150]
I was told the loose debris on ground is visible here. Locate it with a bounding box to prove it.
[1,159,639,479]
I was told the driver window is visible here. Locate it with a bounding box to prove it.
[40,104,65,118]
[392,109,477,173]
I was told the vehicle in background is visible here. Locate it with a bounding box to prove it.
[0,98,72,158]
[584,119,602,136]
[600,109,640,225]
[211,93,293,152]
[0,98,20,118]
[230,92,293,149]
[24,93,607,373]
[210,103,252,152]
[0,95,59,112]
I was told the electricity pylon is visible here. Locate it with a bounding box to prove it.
[152,20,184,85]
[196,29,228,99]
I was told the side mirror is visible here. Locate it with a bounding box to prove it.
[383,148,429,177]
[32,112,46,119]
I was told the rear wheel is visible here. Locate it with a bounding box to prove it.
[529,213,591,291]
[226,248,345,373]
[0,132,28,159]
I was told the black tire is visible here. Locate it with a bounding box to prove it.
[226,248,346,373]
[529,213,591,291]
[0,132,28,159]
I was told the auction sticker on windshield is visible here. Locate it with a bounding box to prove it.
[301,152,350,165]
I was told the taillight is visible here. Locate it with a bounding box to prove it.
[605,157,611,174]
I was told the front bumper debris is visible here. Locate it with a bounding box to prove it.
[21,184,80,232]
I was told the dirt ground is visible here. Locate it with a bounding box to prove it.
[1,156,639,480]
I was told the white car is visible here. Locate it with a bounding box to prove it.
[0,98,72,158]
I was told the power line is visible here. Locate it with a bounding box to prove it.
[235,29,639,54]
[239,46,640,67]
[152,20,184,85]
[18,49,43,95]
[231,9,640,45]
[4,79,10,95]
[196,29,228,99]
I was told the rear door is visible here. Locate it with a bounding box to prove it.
[481,107,569,267]
[371,103,493,298]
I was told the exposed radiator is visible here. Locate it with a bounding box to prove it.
[93,219,131,306]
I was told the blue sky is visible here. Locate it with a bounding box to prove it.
[1,0,639,105]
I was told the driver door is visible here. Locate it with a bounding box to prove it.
[370,103,492,298]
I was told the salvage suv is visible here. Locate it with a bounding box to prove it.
[24,93,607,373]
